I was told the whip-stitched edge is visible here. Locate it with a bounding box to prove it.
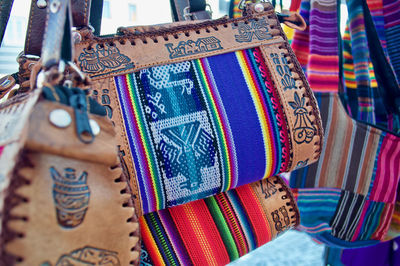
[273,176,300,228]
[79,5,275,48]
[267,11,324,162]
[0,150,33,265]
[0,153,141,265]
[112,163,141,265]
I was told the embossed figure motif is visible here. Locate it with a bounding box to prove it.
[79,43,131,73]
[41,246,120,266]
[166,37,223,59]
[50,167,90,228]
[271,206,290,233]
[270,53,297,91]
[233,18,272,43]
[259,178,277,199]
[289,92,316,144]
[159,121,216,191]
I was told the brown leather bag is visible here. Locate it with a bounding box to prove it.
[0,1,140,265]
[71,1,324,216]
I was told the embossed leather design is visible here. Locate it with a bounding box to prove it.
[0,100,140,265]
[74,2,323,216]
[251,175,300,236]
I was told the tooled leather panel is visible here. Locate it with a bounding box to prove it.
[1,101,140,265]
[74,6,282,79]
[258,10,323,170]
[90,77,143,217]
[250,175,300,236]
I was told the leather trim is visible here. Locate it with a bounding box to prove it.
[75,10,282,79]
[90,77,143,217]
[251,175,300,236]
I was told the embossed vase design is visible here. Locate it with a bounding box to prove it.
[289,92,316,144]
[50,167,90,228]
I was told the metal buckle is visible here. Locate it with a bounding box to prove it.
[183,3,213,21]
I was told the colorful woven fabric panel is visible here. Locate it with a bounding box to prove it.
[114,48,290,214]
[290,92,400,247]
[291,0,339,92]
[140,176,299,265]
[346,0,377,124]
[382,0,400,84]
[341,24,386,128]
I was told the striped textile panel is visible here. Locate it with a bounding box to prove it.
[291,0,310,69]
[343,21,387,129]
[292,187,341,236]
[291,0,339,92]
[367,0,388,56]
[114,48,289,214]
[290,92,400,245]
[346,0,376,124]
[306,1,339,92]
[382,0,400,84]
[140,177,294,265]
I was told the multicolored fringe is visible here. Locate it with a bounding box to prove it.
[114,48,289,213]
[140,176,295,265]
[290,92,400,247]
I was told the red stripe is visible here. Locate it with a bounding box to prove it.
[169,200,230,265]
[235,184,272,247]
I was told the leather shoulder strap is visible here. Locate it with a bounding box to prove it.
[0,0,14,46]
[170,0,211,21]
[25,0,94,56]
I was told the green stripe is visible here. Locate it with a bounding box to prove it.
[127,74,164,209]
[148,213,178,265]
[205,196,239,260]
[194,59,231,190]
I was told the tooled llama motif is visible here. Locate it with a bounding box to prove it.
[50,167,90,228]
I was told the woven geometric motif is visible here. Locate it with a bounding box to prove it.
[115,48,289,214]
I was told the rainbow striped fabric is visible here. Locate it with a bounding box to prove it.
[140,176,295,265]
[290,93,400,247]
[114,48,289,213]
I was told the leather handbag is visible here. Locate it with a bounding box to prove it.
[0,1,140,264]
[72,1,324,216]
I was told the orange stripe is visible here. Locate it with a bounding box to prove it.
[139,217,166,266]
[170,200,230,265]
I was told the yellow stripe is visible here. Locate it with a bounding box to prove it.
[235,51,273,177]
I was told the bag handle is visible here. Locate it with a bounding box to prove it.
[170,0,211,21]
[24,0,102,57]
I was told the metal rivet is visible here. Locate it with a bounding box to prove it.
[254,3,264,13]
[50,0,61,13]
[36,0,47,8]
[72,31,82,44]
[49,109,71,128]
[89,119,100,136]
